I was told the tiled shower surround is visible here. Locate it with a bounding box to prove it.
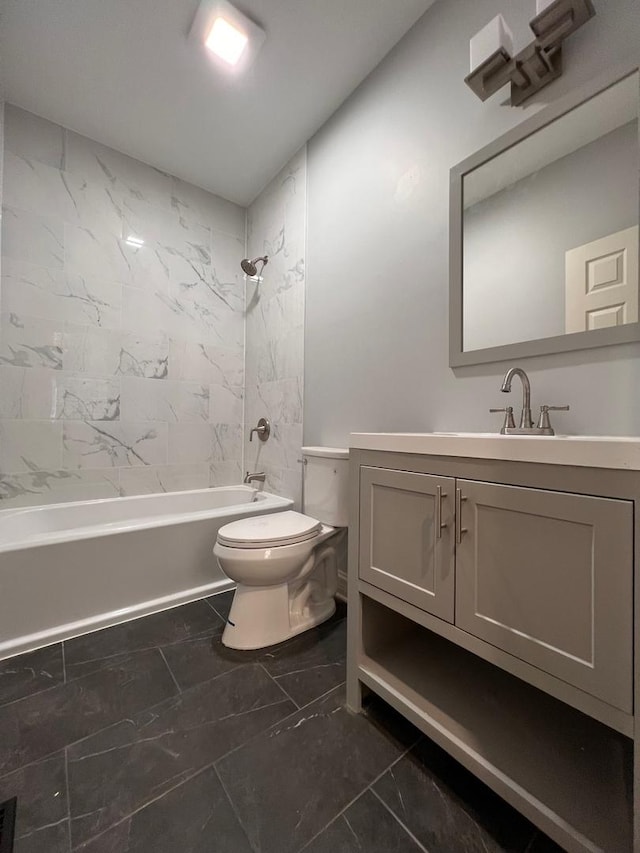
[244,148,306,507]
[0,106,305,507]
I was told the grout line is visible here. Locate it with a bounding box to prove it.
[295,741,415,853]
[70,695,293,853]
[64,746,73,853]
[258,662,300,709]
[158,648,182,694]
[213,763,259,853]
[369,788,430,853]
[71,765,211,851]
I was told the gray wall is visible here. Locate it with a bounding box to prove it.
[463,121,638,351]
[304,0,640,444]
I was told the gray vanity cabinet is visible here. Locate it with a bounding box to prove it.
[455,480,633,713]
[359,466,456,622]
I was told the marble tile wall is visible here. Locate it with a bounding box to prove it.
[244,147,307,508]
[0,105,247,507]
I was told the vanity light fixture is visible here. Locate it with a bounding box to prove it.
[190,0,266,74]
[466,0,595,106]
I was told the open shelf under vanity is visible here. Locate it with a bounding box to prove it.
[357,594,633,853]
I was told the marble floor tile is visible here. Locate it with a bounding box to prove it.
[0,648,176,777]
[64,601,223,679]
[0,752,69,852]
[67,664,293,848]
[14,821,70,853]
[216,687,419,853]
[303,789,424,853]
[160,632,244,692]
[206,589,234,621]
[77,766,252,853]
[373,737,537,853]
[261,614,347,708]
[0,644,64,708]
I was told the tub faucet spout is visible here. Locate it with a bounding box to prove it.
[244,472,266,484]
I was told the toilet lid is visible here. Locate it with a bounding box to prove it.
[217,511,322,549]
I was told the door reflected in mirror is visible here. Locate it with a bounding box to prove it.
[460,69,639,355]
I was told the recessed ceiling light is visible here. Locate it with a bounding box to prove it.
[189,0,265,74]
[205,17,248,66]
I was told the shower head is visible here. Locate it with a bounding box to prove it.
[241,255,269,278]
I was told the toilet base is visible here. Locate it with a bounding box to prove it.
[221,582,336,650]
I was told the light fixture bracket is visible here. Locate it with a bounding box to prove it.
[465,0,595,106]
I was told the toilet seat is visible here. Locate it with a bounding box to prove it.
[217,510,322,549]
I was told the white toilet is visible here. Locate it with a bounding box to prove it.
[213,447,349,649]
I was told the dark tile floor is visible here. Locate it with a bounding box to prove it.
[0,591,563,852]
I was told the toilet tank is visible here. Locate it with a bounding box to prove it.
[302,446,349,527]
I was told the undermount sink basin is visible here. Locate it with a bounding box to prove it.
[350,432,640,471]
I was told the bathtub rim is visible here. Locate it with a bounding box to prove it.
[0,485,294,554]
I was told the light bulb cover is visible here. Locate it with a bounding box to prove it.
[190,0,265,74]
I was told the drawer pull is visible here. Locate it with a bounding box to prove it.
[436,485,447,539]
[456,488,468,544]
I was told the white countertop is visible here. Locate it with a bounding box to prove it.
[350,432,640,471]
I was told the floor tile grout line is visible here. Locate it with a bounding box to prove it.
[158,647,182,694]
[212,682,347,772]
[68,691,295,853]
[57,661,276,756]
[213,763,260,853]
[64,746,73,853]
[62,629,223,670]
[61,641,67,684]
[369,787,430,853]
[258,662,300,709]
[295,742,416,853]
[70,764,217,851]
[66,696,296,851]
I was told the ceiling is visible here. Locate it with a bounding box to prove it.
[0,0,436,205]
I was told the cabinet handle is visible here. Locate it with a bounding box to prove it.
[455,488,468,544]
[435,485,447,539]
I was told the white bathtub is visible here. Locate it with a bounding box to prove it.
[0,486,292,659]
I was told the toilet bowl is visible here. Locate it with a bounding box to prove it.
[213,446,349,650]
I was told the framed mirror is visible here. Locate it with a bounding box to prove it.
[450,62,639,367]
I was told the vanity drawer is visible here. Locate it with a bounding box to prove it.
[359,467,455,622]
[455,480,633,712]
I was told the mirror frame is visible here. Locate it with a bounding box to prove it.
[449,59,640,368]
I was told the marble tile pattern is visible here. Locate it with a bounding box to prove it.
[0,105,246,507]
[0,593,560,853]
[244,147,307,508]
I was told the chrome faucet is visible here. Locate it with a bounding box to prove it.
[490,366,570,435]
[501,367,534,429]
[244,471,266,484]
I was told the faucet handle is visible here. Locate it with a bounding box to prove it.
[489,406,516,432]
[537,404,570,431]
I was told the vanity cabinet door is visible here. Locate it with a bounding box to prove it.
[455,480,633,712]
[359,467,455,622]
